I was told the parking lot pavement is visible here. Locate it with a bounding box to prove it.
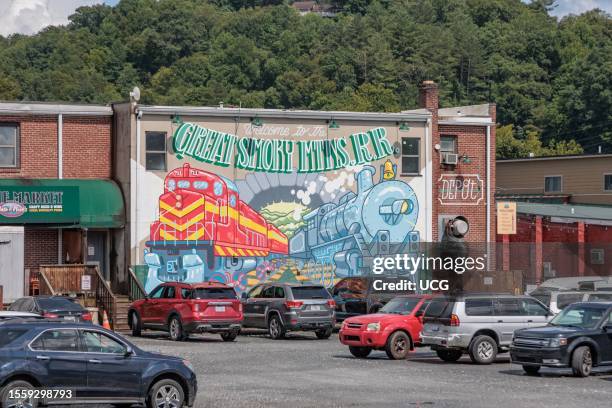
[121,330,612,408]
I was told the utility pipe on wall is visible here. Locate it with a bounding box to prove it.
[486,124,491,270]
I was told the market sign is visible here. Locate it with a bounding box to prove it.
[172,122,394,173]
[437,174,484,206]
[497,201,517,235]
[0,186,79,223]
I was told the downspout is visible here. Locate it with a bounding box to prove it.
[486,124,491,270]
[58,113,63,264]
[135,110,143,264]
[425,118,432,242]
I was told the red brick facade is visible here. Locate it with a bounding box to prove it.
[24,229,58,270]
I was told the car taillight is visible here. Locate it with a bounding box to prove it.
[239,303,243,313]
[81,312,92,321]
[285,300,304,309]
[327,299,336,308]
[43,312,59,318]
[450,314,460,326]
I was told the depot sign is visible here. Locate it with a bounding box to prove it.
[437,174,484,205]
[172,122,394,173]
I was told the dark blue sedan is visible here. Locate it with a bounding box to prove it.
[0,319,197,408]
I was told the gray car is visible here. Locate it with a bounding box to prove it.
[420,294,553,364]
[241,283,336,339]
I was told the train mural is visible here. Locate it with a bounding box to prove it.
[143,163,289,293]
[143,159,421,293]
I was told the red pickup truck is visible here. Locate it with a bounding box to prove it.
[128,281,243,341]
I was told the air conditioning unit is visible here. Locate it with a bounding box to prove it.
[441,152,459,165]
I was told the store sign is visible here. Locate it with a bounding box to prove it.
[0,186,79,223]
[437,174,484,206]
[172,122,394,173]
[497,201,517,234]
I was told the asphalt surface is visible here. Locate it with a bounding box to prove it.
[119,330,612,408]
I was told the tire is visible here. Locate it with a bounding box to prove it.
[268,314,286,340]
[315,328,332,339]
[349,346,372,358]
[147,378,185,408]
[1,380,39,408]
[168,316,186,342]
[469,335,498,365]
[130,311,142,337]
[385,331,411,360]
[522,365,541,376]
[436,349,463,362]
[571,346,593,377]
[220,331,238,342]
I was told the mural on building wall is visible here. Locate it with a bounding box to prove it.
[142,122,423,293]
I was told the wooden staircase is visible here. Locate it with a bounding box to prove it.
[113,295,131,332]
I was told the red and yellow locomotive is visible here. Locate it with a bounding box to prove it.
[144,163,288,292]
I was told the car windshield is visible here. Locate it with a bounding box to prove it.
[549,304,608,329]
[191,288,237,300]
[0,329,28,348]
[291,287,330,300]
[380,298,420,314]
[37,298,84,312]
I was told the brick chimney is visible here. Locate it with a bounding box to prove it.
[419,80,438,111]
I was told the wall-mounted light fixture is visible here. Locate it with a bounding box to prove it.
[328,119,340,129]
[461,154,472,164]
[171,114,183,125]
[399,122,410,131]
[251,115,264,127]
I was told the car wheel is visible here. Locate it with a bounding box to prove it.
[436,349,463,362]
[1,380,39,408]
[315,328,333,339]
[469,335,497,364]
[571,346,593,377]
[349,346,372,358]
[522,365,541,376]
[130,312,142,337]
[147,378,185,408]
[221,331,239,342]
[385,331,411,360]
[168,316,185,341]
[268,315,286,339]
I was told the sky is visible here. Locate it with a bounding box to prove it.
[0,0,610,37]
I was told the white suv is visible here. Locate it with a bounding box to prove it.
[530,290,612,314]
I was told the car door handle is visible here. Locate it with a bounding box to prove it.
[527,320,533,323]
[88,359,102,364]
[36,355,50,361]
[497,320,504,323]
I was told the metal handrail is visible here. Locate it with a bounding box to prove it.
[93,266,116,329]
[128,267,147,301]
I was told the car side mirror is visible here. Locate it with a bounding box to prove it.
[415,310,424,318]
[604,324,612,332]
[124,346,134,358]
[241,292,248,300]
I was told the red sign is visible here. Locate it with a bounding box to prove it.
[0,201,27,218]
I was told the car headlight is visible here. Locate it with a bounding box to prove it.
[182,359,194,372]
[549,338,567,347]
[366,322,381,332]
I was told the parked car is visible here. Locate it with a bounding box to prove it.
[0,319,197,407]
[510,302,612,377]
[339,295,432,359]
[9,296,92,323]
[530,290,612,314]
[0,311,42,320]
[128,281,243,342]
[241,283,335,339]
[420,294,553,364]
[332,277,398,321]
[530,276,612,293]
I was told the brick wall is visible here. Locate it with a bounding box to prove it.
[24,228,58,270]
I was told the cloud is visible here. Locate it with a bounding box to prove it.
[551,0,612,17]
[0,0,103,37]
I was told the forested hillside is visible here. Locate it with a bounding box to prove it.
[0,0,609,157]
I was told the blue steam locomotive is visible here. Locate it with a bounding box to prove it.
[289,161,421,277]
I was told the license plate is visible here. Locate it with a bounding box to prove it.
[64,316,76,321]
[310,305,322,311]
[215,306,225,312]
[430,325,439,332]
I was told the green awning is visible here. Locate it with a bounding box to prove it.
[0,179,124,228]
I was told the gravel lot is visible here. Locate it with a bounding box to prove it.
[122,330,612,408]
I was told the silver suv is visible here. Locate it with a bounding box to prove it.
[420,294,553,364]
[241,283,336,339]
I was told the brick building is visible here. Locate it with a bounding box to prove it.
[0,103,124,302]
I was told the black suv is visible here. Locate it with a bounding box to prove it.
[332,277,397,321]
[0,319,197,407]
[510,302,612,377]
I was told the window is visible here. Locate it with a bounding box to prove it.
[605,174,612,192]
[81,331,126,354]
[248,285,263,299]
[149,286,165,299]
[556,293,584,310]
[0,124,18,167]
[290,286,330,299]
[401,137,420,175]
[163,286,176,299]
[465,298,495,316]
[440,136,457,153]
[590,249,604,265]
[181,288,192,299]
[544,176,562,193]
[145,131,167,171]
[192,288,237,299]
[261,286,276,298]
[495,298,523,316]
[31,329,79,352]
[274,287,286,299]
[0,329,28,348]
[520,299,549,316]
